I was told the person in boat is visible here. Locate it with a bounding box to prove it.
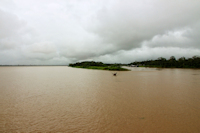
[113,73,117,76]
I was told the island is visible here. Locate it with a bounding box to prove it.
[69,61,129,71]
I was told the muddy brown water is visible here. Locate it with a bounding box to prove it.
[0,66,200,132]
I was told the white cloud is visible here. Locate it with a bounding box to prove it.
[142,28,193,48]
[0,0,200,65]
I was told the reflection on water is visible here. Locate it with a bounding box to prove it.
[0,66,200,132]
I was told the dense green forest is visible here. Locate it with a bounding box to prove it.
[69,61,128,71]
[69,56,200,70]
[130,56,200,68]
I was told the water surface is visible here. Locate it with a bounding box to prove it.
[0,66,200,132]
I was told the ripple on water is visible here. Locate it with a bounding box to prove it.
[0,66,200,132]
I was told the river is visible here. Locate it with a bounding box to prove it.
[0,66,200,132]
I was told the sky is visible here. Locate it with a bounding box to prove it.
[0,0,200,65]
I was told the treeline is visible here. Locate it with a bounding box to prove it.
[69,61,124,67]
[69,61,128,71]
[69,61,106,67]
[130,56,200,68]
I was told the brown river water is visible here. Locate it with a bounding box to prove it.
[0,66,200,133]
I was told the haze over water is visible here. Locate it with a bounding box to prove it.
[0,66,200,132]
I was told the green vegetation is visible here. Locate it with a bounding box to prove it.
[130,56,200,68]
[69,56,200,70]
[69,61,129,71]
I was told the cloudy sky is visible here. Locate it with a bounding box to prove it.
[0,0,200,65]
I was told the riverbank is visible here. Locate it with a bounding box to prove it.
[72,66,129,71]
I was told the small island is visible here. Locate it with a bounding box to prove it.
[69,61,129,71]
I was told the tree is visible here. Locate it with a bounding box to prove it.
[156,57,167,67]
[167,56,177,67]
[177,57,186,68]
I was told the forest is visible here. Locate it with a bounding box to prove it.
[130,56,200,68]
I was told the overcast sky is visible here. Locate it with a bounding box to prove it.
[0,0,200,65]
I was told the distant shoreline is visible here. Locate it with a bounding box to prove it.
[0,65,68,66]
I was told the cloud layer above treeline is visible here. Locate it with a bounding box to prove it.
[0,0,200,65]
